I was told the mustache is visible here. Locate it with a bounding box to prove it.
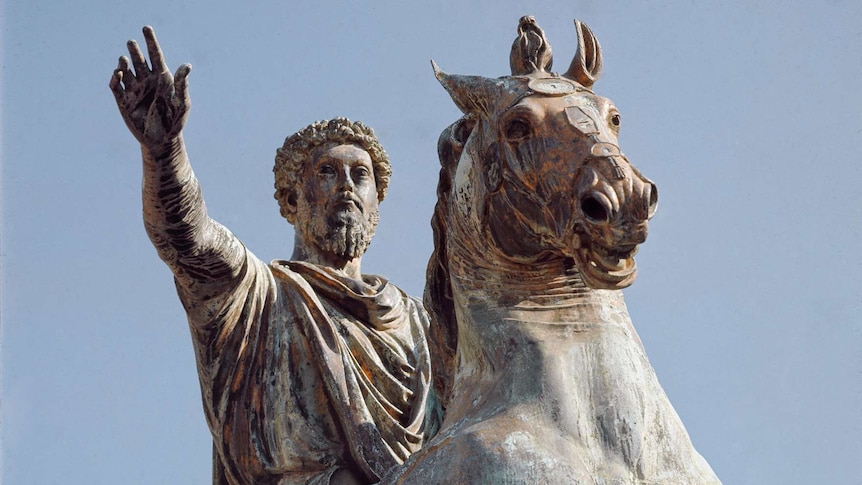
[329,192,365,213]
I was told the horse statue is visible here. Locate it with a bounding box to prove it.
[384,17,720,484]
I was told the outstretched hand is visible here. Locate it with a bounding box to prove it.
[110,26,190,149]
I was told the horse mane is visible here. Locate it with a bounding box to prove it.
[424,115,474,408]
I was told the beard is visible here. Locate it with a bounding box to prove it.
[299,205,379,261]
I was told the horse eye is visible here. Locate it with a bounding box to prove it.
[505,119,531,141]
[610,114,621,127]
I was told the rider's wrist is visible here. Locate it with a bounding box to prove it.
[142,135,184,159]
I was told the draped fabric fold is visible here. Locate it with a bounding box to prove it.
[177,249,437,484]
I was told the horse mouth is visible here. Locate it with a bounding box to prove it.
[576,243,638,289]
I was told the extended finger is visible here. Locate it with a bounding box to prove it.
[109,69,123,97]
[173,63,192,108]
[117,56,135,87]
[127,39,149,76]
[143,26,168,73]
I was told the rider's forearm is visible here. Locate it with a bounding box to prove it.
[141,135,244,291]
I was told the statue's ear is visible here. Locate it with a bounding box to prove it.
[563,19,603,88]
[279,188,298,224]
[432,61,516,117]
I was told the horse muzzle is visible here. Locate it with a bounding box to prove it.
[568,154,658,289]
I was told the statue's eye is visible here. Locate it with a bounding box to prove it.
[610,113,621,127]
[318,165,335,176]
[505,119,531,141]
[353,166,370,179]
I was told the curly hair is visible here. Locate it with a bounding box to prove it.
[274,117,391,224]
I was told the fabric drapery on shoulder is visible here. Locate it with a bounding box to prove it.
[176,248,438,484]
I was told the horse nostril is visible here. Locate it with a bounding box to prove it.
[581,195,610,223]
[647,182,658,218]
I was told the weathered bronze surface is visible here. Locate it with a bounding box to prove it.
[110,17,720,484]
[385,17,721,483]
[110,27,439,485]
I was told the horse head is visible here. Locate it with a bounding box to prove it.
[432,16,657,290]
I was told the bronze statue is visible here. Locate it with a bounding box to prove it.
[385,17,721,483]
[110,27,438,485]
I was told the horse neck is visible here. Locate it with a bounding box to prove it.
[445,209,619,313]
[446,239,633,331]
[442,224,645,421]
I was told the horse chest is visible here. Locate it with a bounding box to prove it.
[391,315,706,484]
[450,308,651,433]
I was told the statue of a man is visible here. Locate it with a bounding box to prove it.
[109,26,439,485]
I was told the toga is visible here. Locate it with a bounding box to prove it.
[175,246,438,484]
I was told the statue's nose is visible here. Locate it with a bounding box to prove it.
[578,174,657,226]
[644,180,658,220]
[580,192,613,223]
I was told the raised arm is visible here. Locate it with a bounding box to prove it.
[110,26,244,296]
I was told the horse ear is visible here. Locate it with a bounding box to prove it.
[432,60,511,116]
[563,19,603,88]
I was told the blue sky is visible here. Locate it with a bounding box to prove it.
[3,1,861,483]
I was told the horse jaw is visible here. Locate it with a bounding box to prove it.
[571,241,638,289]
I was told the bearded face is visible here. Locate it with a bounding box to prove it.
[293,143,381,262]
[298,198,379,260]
